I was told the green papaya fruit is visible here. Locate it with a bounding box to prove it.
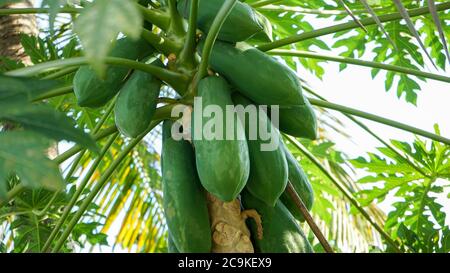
[162,120,212,253]
[73,37,153,108]
[177,0,264,42]
[114,58,163,138]
[192,76,250,202]
[241,190,313,253]
[249,11,273,42]
[280,143,314,221]
[279,99,318,140]
[198,40,306,107]
[232,93,288,207]
[167,233,179,253]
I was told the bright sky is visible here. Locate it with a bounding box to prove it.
[301,55,450,219]
[32,0,449,251]
[300,16,450,225]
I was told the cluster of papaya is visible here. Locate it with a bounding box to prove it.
[72,0,317,253]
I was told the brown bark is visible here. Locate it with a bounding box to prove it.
[0,0,37,65]
[0,1,59,158]
[207,193,263,253]
[0,0,37,130]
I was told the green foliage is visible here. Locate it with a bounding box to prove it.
[73,0,143,75]
[0,132,64,196]
[20,34,79,64]
[251,0,449,104]
[351,126,449,253]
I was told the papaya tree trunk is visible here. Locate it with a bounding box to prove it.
[207,193,262,253]
[0,0,37,66]
[0,1,58,158]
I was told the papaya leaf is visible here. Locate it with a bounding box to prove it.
[392,0,436,69]
[74,0,143,76]
[0,132,65,195]
[338,0,367,33]
[358,0,396,49]
[8,189,70,253]
[350,129,449,253]
[427,0,450,65]
[0,105,98,152]
[0,75,60,105]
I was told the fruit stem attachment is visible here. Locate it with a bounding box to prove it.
[286,182,334,253]
[141,28,183,55]
[196,0,238,84]
[167,0,186,38]
[178,0,199,70]
[138,5,170,31]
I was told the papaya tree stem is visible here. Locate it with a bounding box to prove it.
[138,5,170,31]
[5,57,190,94]
[0,184,26,208]
[284,135,402,253]
[51,121,161,252]
[257,1,450,51]
[42,100,116,251]
[269,50,450,83]
[308,98,450,145]
[53,104,178,165]
[250,0,282,8]
[178,0,199,70]
[42,67,78,80]
[141,28,183,55]
[303,86,430,178]
[44,133,119,252]
[167,0,186,37]
[0,100,116,210]
[53,126,118,165]
[157,97,180,104]
[32,85,73,102]
[0,7,81,15]
[286,182,334,253]
[197,0,238,82]
[258,6,389,16]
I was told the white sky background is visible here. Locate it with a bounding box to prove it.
[33,0,450,252]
